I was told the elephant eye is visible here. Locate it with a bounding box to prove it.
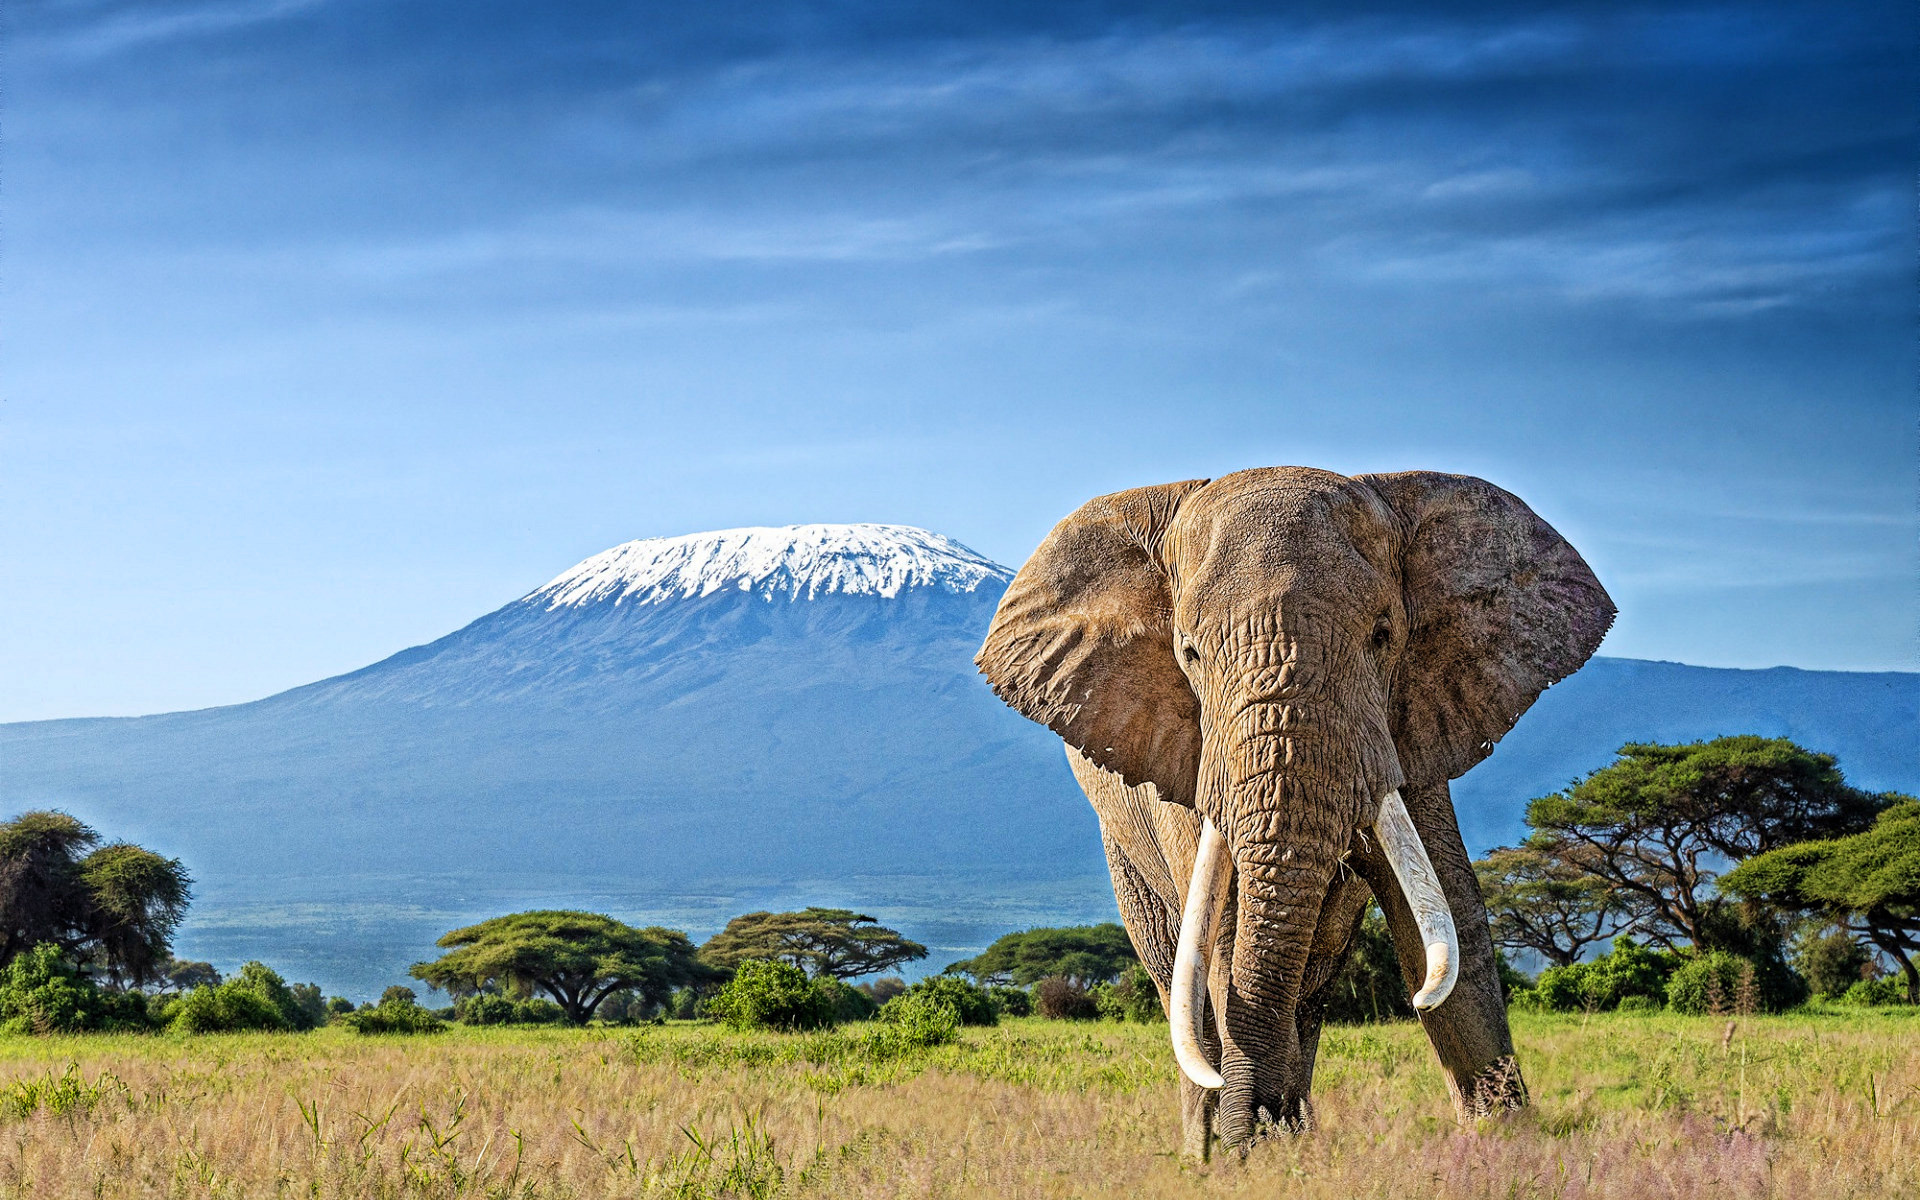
[1370,615,1393,650]
[1182,643,1200,665]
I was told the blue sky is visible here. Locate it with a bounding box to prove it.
[2,0,1913,721]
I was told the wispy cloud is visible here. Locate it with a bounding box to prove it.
[27,0,327,60]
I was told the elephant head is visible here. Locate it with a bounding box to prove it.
[977,467,1613,1145]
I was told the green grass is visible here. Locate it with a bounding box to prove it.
[0,1009,1913,1198]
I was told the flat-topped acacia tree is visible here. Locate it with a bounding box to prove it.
[1722,799,1920,1003]
[699,908,927,980]
[411,911,708,1024]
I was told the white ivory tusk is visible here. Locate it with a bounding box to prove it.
[1374,789,1459,1011]
[1170,818,1231,1091]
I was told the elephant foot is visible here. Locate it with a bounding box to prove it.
[1452,1054,1527,1119]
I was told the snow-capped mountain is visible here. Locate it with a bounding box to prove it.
[532,524,1008,607]
[1,522,1914,999]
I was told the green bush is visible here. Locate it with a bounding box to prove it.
[1111,964,1163,1022]
[1665,951,1759,1015]
[1616,994,1663,1014]
[986,985,1031,1018]
[885,976,995,1027]
[1793,929,1874,999]
[170,984,286,1032]
[0,944,152,1034]
[1504,986,1545,1013]
[1534,939,1676,1012]
[1840,977,1907,1007]
[706,960,836,1032]
[342,997,446,1034]
[455,993,516,1025]
[454,993,566,1025]
[815,978,877,1023]
[870,991,960,1049]
[170,962,318,1033]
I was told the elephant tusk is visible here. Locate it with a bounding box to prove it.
[1170,817,1231,1091]
[1374,789,1459,1011]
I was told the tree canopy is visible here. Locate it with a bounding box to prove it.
[0,810,192,987]
[943,924,1135,986]
[1721,799,1920,1002]
[699,908,927,980]
[411,911,708,1024]
[1523,737,1895,951]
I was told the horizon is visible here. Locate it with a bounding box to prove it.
[6,515,1918,728]
[3,0,1914,722]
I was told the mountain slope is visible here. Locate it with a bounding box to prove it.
[2,524,1913,997]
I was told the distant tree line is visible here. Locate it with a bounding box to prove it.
[1,735,1908,1037]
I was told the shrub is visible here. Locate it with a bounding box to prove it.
[871,991,960,1049]
[1840,977,1907,1007]
[667,987,704,1020]
[986,985,1032,1018]
[1034,975,1098,1020]
[325,996,356,1020]
[170,962,319,1033]
[1616,994,1663,1014]
[815,978,877,1023]
[455,993,567,1025]
[171,982,289,1033]
[342,996,446,1034]
[455,993,517,1025]
[0,944,151,1034]
[706,960,835,1032]
[289,983,328,1029]
[1505,986,1545,1013]
[1535,939,1676,1012]
[886,976,995,1026]
[1103,964,1163,1022]
[1792,928,1873,998]
[1666,951,1758,1015]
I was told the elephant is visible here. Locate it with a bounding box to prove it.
[976,466,1613,1156]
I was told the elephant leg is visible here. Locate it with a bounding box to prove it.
[1102,833,1218,1160]
[1353,780,1526,1117]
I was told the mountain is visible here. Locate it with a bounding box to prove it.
[2,523,1915,998]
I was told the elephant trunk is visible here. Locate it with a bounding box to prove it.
[1167,698,1460,1146]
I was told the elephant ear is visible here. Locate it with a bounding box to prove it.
[1361,471,1616,786]
[977,479,1210,807]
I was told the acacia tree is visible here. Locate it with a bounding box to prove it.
[0,811,192,987]
[943,924,1136,987]
[1721,799,1920,1003]
[1524,738,1894,951]
[412,911,708,1024]
[699,908,926,979]
[1475,837,1636,968]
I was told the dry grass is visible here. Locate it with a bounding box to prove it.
[0,1009,1914,1199]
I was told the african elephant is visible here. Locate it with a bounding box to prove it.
[976,467,1613,1156]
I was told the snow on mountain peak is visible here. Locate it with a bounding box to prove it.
[529,523,1013,608]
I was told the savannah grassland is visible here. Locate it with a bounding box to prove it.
[0,1011,1913,1200]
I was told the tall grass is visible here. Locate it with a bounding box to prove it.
[0,1009,1912,1198]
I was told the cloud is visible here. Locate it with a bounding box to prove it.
[25,0,327,60]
